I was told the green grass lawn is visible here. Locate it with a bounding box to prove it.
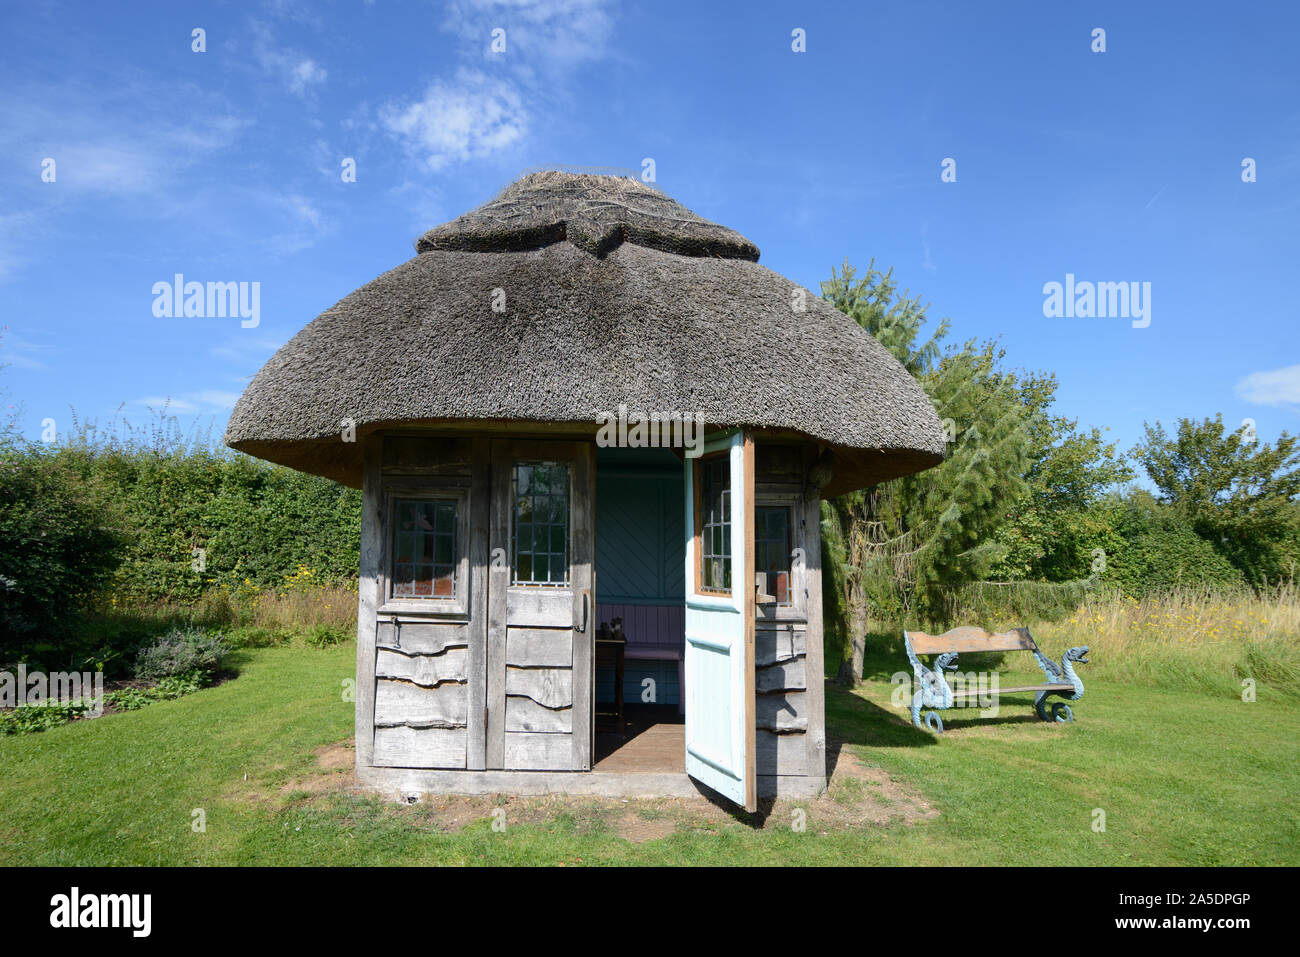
[2,643,1295,865]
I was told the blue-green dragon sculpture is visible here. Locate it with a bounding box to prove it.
[905,636,959,733]
[1031,645,1090,722]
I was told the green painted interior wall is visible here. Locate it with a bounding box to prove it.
[594,447,684,606]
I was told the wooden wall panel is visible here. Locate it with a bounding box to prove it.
[504,732,573,770]
[375,647,467,686]
[376,621,468,656]
[505,696,573,733]
[373,727,467,768]
[756,729,808,776]
[504,666,572,709]
[506,628,572,668]
[374,680,468,728]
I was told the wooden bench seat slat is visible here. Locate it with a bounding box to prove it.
[950,683,1073,698]
[907,625,1037,655]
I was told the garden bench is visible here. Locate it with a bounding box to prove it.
[903,625,1091,733]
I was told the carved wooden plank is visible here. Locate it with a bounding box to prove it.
[505,696,573,733]
[755,444,803,481]
[376,621,469,656]
[374,680,468,728]
[506,628,572,668]
[372,726,467,768]
[802,472,827,781]
[504,666,572,709]
[381,436,472,473]
[756,625,806,666]
[355,436,383,768]
[375,647,467,686]
[756,729,808,776]
[757,691,808,732]
[908,626,1036,656]
[504,731,573,770]
[756,658,806,693]
[487,440,511,769]
[506,588,574,626]
[467,435,490,770]
[570,442,595,771]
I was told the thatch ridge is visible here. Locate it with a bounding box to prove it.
[416,170,760,260]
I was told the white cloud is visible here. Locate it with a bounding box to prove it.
[377,1,614,171]
[0,327,51,372]
[1235,364,1300,409]
[442,0,614,69]
[250,20,328,97]
[289,59,328,95]
[126,390,240,414]
[0,88,247,197]
[381,70,528,170]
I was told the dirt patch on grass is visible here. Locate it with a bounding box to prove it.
[810,738,938,831]
[267,736,936,841]
[278,742,356,798]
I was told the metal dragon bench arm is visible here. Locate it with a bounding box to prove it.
[1031,645,1090,722]
[905,631,959,733]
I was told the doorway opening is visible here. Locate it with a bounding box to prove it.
[591,445,686,773]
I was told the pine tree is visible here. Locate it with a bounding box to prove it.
[821,263,1034,682]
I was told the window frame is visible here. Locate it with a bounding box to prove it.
[692,449,733,597]
[378,479,471,618]
[754,491,807,622]
[509,459,572,588]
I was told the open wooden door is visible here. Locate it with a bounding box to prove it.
[683,430,756,811]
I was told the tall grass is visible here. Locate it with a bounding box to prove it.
[907,583,1300,700]
[82,581,357,668]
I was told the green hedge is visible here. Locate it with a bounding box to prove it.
[54,445,362,602]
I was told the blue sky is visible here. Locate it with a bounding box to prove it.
[2,0,1297,463]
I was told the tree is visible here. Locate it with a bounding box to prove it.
[821,262,1034,681]
[989,372,1133,582]
[1134,415,1300,585]
[821,259,949,375]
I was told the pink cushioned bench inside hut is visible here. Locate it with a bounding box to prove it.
[595,602,686,715]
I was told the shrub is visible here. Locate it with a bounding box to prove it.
[0,436,124,650]
[304,623,350,648]
[225,625,292,649]
[0,701,93,734]
[133,628,229,679]
[1108,498,1245,595]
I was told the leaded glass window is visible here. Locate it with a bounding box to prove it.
[698,455,731,593]
[512,462,570,585]
[391,499,458,599]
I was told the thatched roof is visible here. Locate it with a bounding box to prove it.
[225,171,944,496]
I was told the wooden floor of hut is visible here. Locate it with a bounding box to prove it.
[593,704,685,773]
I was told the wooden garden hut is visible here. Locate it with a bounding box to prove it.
[225,171,944,811]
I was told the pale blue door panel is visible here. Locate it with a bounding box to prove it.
[683,431,753,809]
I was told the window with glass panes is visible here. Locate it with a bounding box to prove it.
[697,455,731,593]
[512,462,570,585]
[391,499,458,598]
[755,505,792,605]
